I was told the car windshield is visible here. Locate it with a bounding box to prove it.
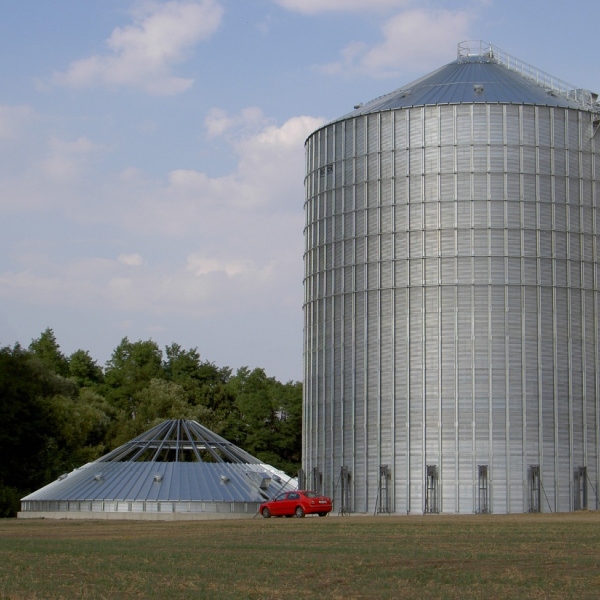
[302,492,320,498]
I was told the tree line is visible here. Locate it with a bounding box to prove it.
[0,328,302,517]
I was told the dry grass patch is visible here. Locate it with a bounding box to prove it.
[1,512,599,599]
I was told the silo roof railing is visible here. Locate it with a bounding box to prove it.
[458,40,599,110]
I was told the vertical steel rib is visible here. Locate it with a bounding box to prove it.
[149,420,177,462]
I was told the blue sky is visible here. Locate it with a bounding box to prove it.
[1,0,599,381]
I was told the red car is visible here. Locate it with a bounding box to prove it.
[260,490,332,518]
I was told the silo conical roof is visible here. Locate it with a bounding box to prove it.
[21,419,296,506]
[335,42,598,124]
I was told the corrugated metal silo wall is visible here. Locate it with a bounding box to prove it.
[303,104,600,514]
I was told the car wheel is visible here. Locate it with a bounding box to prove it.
[295,506,305,518]
[318,512,328,517]
[262,507,271,518]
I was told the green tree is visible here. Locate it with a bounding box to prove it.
[103,338,164,411]
[0,332,304,515]
[46,389,113,472]
[29,328,69,377]
[164,343,202,383]
[107,379,217,448]
[0,344,71,516]
[164,344,230,396]
[163,343,235,430]
[68,349,104,388]
[225,368,302,474]
[272,380,302,471]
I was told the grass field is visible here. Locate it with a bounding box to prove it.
[1,512,599,599]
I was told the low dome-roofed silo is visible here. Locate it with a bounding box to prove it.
[19,419,296,519]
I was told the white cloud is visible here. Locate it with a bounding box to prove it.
[0,106,34,141]
[186,255,255,277]
[320,9,472,76]
[1,251,276,318]
[0,110,325,320]
[362,9,472,72]
[0,126,105,211]
[274,0,408,13]
[256,15,275,35]
[117,253,144,267]
[204,106,269,139]
[112,111,325,235]
[52,0,223,95]
[41,136,102,182]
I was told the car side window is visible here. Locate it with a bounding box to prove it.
[274,494,287,501]
[288,493,300,500]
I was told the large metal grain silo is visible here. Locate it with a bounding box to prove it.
[303,41,600,514]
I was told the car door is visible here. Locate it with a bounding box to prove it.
[285,492,301,515]
[270,493,287,516]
